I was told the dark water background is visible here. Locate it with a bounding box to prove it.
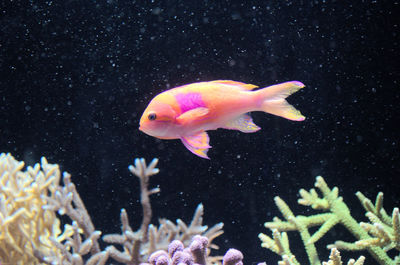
[1,1,399,264]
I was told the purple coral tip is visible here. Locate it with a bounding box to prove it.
[171,250,194,265]
[149,250,170,265]
[223,249,243,265]
[191,235,209,249]
[168,240,185,257]
[189,235,208,265]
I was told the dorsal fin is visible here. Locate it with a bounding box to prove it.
[209,80,258,91]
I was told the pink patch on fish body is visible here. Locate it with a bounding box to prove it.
[175,92,206,113]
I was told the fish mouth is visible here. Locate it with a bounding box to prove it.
[139,124,149,134]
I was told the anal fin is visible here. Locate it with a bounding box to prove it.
[223,114,261,133]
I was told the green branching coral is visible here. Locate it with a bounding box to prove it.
[258,176,398,265]
[330,191,400,263]
[321,248,365,265]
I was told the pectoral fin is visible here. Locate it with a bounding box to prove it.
[180,131,211,159]
[176,107,209,125]
[223,114,261,133]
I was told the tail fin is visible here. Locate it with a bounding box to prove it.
[258,81,305,121]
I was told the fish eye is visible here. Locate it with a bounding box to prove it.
[148,112,157,121]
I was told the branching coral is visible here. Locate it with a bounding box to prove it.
[0,153,224,265]
[330,192,400,263]
[0,153,73,265]
[321,248,365,265]
[3,152,387,265]
[258,176,398,265]
[100,158,224,264]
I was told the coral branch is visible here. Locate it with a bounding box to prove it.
[259,176,396,265]
[42,172,101,254]
[0,153,225,265]
[129,158,161,241]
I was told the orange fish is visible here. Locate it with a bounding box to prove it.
[139,80,305,159]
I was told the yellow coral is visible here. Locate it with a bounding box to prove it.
[0,153,72,265]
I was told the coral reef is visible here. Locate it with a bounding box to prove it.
[258,176,398,265]
[0,153,74,264]
[333,192,400,258]
[143,235,243,265]
[0,153,224,265]
[0,152,381,265]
